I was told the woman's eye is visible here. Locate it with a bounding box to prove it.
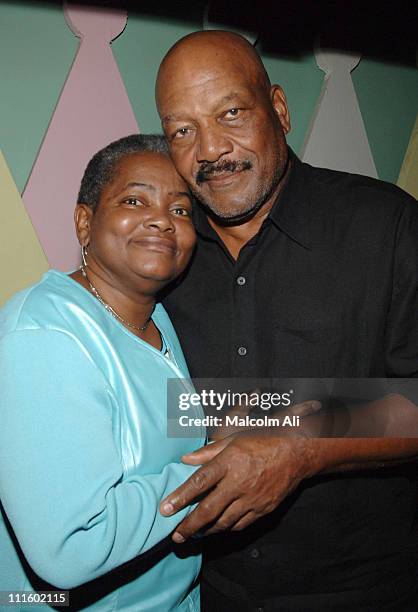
[124,198,141,206]
[172,207,190,217]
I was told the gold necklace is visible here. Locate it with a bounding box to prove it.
[80,266,152,333]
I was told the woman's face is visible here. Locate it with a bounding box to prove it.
[79,152,196,290]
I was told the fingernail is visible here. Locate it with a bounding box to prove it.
[310,401,321,411]
[172,531,185,543]
[162,502,174,515]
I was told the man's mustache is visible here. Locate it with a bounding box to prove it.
[195,159,252,185]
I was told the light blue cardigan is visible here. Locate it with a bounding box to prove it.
[0,270,205,611]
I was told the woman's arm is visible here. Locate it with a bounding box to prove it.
[0,329,199,589]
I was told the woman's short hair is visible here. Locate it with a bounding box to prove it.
[77,134,169,211]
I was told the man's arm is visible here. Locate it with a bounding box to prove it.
[160,393,418,541]
[160,431,418,543]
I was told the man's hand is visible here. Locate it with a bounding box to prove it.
[160,433,321,543]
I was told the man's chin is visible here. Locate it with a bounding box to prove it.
[201,201,261,225]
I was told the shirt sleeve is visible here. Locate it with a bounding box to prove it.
[384,197,418,377]
[0,328,200,589]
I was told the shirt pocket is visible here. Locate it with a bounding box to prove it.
[273,319,369,377]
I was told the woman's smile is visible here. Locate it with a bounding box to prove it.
[130,235,178,255]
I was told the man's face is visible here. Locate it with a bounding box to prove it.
[158,63,290,220]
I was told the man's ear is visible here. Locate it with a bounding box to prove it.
[74,204,93,247]
[270,85,291,134]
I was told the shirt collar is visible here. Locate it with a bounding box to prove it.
[268,148,312,250]
[191,147,312,250]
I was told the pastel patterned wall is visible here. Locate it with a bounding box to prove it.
[398,112,418,196]
[0,1,417,305]
[22,2,139,271]
[0,152,48,299]
[301,48,378,177]
[397,56,418,197]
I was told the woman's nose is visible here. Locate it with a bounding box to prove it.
[143,208,175,232]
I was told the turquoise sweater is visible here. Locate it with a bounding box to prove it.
[0,271,205,611]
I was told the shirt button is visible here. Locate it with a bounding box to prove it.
[238,346,247,356]
[250,548,260,559]
[236,276,246,285]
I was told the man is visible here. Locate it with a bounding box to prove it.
[156,31,418,610]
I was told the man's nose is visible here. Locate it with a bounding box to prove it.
[143,208,175,232]
[196,126,233,163]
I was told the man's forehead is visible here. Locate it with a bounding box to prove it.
[160,58,249,90]
[158,69,257,121]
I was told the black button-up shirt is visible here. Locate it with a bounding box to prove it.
[162,152,418,609]
[163,152,417,381]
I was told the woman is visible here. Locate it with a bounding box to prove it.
[0,134,205,611]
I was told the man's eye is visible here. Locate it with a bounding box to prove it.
[225,108,240,119]
[173,127,190,139]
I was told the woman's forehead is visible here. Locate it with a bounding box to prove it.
[106,152,188,193]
